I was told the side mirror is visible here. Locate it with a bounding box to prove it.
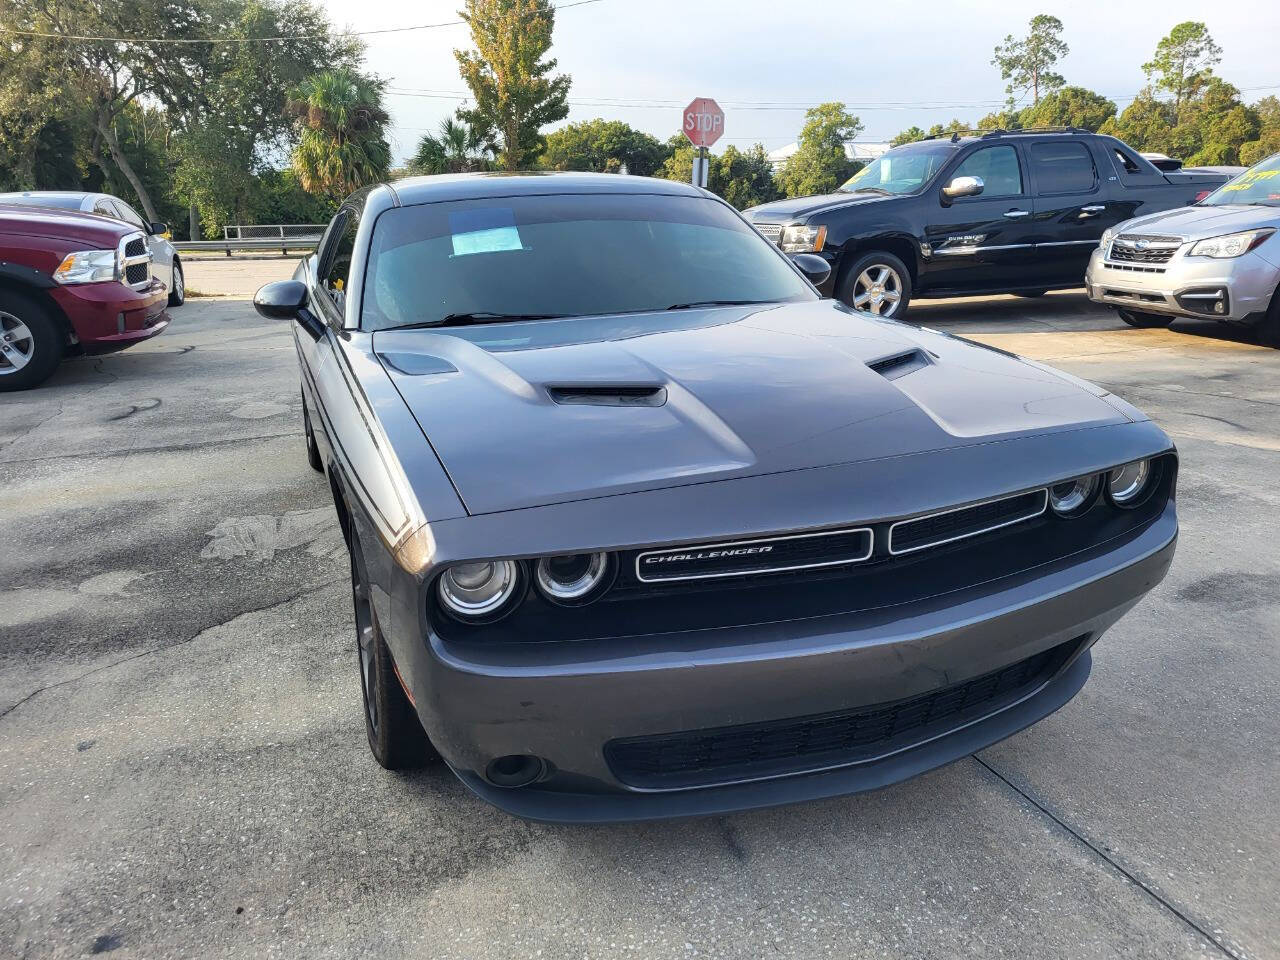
[148,221,169,236]
[254,280,325,340]
[941,175,984,203]
[790,253,832,287]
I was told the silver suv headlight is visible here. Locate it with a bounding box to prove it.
[53,249,121,284]
[1099,227,1115,248]
[780,224,827,253]
[1188,228,1275,259]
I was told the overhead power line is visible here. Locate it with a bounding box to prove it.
[0,0,604,43]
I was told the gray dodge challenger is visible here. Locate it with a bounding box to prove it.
[254,172,1178,822]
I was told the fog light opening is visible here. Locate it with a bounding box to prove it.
[485,754,546,788]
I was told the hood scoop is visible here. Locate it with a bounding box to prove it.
[547,384,668,407]
[867,348,931,381]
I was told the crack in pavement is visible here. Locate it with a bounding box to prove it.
[0,577,345,722]
[0,429,298,467]
[972,755,1242,960]
[1098,380,1280,410]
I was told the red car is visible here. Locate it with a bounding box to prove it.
[0,203,170,391]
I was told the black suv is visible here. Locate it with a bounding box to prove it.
[744,129,1232,318]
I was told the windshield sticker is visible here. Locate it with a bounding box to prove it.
[1222,168,1279,191]
[449,207,523,256]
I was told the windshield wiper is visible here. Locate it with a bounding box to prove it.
[666,299,773,311]
[849,186,891,195]
[391,311,568,330]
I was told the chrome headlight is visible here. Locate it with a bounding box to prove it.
[1107,459,1152,506]
[535,552,611,603]
[1099,227,1115,248]
[1049,475,1100,516]
[437,560,521,620]
[53,249,121,285]
[1188,229,1274,259]
[779,224,827,253]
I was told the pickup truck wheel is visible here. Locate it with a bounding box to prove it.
[838,251,912,319]
[167,260,185,307]
[302,387,323,473]
[349,526,438,770]
[1117,309,1171,329]
[0,293,63,392]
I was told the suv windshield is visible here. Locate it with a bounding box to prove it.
[361,192,816,330]
[837,143,955,195]
[1200,154,1280,207]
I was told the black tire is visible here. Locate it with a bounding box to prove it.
[349,527,437,769]
[302,388,323,473]
[836,250,913,320]
[1256,299,1280,348]
[1117,309,1172,329]
[167,259,185,307]
[0,290,63,392]
[1014,290,1048,298]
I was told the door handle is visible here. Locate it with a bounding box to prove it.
[1003,209,1030,219]
[1081,205,1105,212]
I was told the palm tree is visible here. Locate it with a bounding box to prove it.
[288,69,391,200]
[411,118,494,175]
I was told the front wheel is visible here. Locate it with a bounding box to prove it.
[1256,290,1280,348]
[0,292,63,392]
[167,260,185,307]
[837,251,912,319]
[1117,309,1171,329]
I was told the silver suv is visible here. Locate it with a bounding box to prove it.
[1086,152,1280,346]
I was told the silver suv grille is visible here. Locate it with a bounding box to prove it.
[119,232,152,291]
[1108,235,1182,266]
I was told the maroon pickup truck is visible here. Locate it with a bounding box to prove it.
[0,203,170,391]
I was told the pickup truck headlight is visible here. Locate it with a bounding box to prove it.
[1188,228,1274,259]
[780,224,827,253]
[53,249,121,285]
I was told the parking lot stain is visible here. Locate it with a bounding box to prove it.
[89,932,123,953]
[1177,571,1277,606]
[199,508,343,562]
[106,398,161,422]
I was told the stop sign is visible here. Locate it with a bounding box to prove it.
[683,97,724,148]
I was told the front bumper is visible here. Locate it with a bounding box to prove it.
[412,503,1177,822]
[49,279,170,352]
[1086,246,1277,323]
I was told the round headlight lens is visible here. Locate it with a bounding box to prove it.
[535,552,610,603]
[1108,459,1151,506]
[1049,475,1100,516]
[437,560,520,619]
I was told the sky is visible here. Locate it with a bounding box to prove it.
[317,0,1280,166]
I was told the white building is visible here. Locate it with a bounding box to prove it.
[766,141,892,170]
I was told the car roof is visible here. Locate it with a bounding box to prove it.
[0,191,97,202]
[384,171,707,207]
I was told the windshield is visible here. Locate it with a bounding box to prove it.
[1200,154,1280,207]
[837,143,955,195]
[361,193,816,330]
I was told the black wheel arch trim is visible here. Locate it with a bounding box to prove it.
[0,261,57,289]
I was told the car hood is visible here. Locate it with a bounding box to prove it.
[1116,203,1280,240]
[0,204,130,249]
[744,191,893,222]
[373,301,1130,515]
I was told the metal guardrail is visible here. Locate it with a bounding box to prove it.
[173,236,322,257]
[223,223,325,241]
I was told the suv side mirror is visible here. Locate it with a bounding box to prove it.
[790,253,832,287]
[148,221,169,236]
[941,175,984,203]
[254,280,325,340]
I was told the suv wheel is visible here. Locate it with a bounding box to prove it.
[168,259,185,307]
[838,251,912,319]
[1117,309,1171,329]
[1256,289,1280,348]
[0,292,63,392]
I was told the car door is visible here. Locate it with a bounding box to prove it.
[920,143,1038,293]
[1026,140,1126,286]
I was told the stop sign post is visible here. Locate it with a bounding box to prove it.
[683,97,724,188]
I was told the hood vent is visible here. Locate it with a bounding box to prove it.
[547,384,668,407]
[867,348,930,381]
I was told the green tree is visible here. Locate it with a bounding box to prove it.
[928,119,972,137]
[540,119,668,176]
[775,103,863,198]
[1180,79,1259,166]
[1143,22,1222,114]
[411,118,494,174]
[659,143,779,209]
[991,14,1069,106]
[1098,87,1177,153]
[1239,97,1280,167]
[890,126,926,147]
[288,68,391,201]
[455,0,571,171]
[1017,86,1116,131]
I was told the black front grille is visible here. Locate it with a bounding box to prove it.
[1108,236,1181,265]
[605,637,1083,789]
[636,527,872,582]
[124,237,146,258]
[890,489,1047,555]
[125,262,149,285]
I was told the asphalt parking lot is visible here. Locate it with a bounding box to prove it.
[2,267,1277,959]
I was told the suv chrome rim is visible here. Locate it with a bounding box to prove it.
[852,265,902,317]
[0,311,34,374]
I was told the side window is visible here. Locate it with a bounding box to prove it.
[951,146,1023,198]
[1112,147,1141,174]
[93,199,117,219]
[320,210,358,314]
[115,201,147,229]
[1030,142,1097,194]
